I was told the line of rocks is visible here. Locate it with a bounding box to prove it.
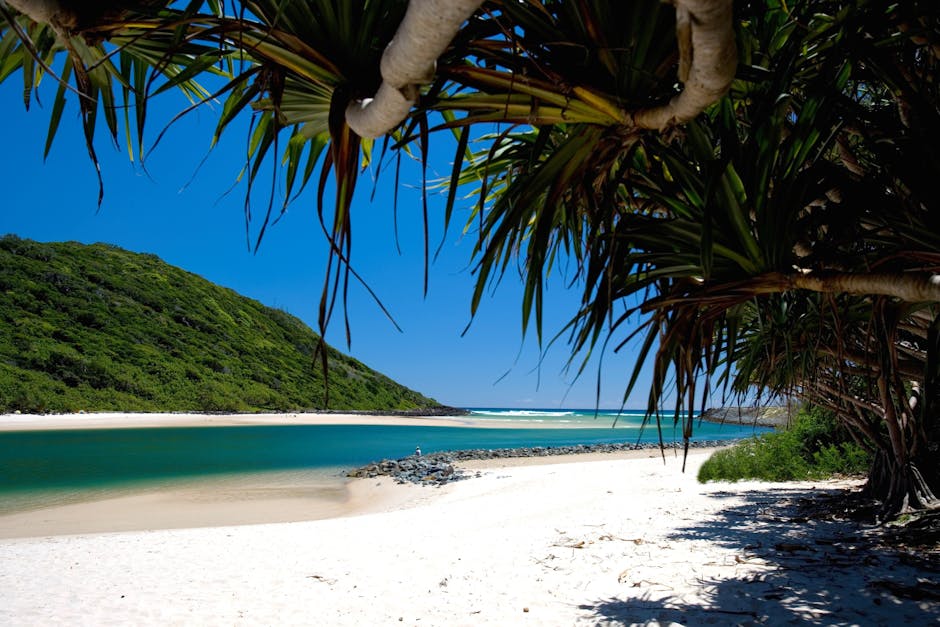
[346,439,729,486]
[346,456,469,486]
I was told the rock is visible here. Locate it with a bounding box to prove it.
[346,439,735,486]
[699,406,795,428]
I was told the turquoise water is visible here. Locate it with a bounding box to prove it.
[0,409,769,514]
[467,407,693,426]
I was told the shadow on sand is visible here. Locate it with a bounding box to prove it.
[578,484,940,625]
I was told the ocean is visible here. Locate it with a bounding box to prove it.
[0,408,770,516]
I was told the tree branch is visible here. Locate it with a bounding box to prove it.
[631,0,737,129]
[345,0,485,138]
[816,346,924,379]
[786,272,940,303]
[3,0,66,25]
[811,381,882,415]
[347,0,738,138]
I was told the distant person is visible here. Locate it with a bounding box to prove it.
[415,445,421,457]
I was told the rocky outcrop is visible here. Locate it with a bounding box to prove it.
[698,406,795,428]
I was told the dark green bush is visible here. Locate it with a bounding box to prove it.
[698,405,871,482]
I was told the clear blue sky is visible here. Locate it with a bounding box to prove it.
[0,78,659,409]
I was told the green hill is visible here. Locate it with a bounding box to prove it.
[0,235,443,414]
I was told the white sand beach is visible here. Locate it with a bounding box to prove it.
[1,445,937,625]
[0,411,485,431]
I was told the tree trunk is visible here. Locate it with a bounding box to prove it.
[924,313,940,482]
[866,452,940,519]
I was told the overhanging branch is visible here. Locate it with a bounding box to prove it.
[346,0,738,138]
[777,271,940,303]
[631,0,737,129]
[3,0,66,26]
[649,271,940,312]
[345,0,485,138]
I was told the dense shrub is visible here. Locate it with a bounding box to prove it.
[698,405,871,482]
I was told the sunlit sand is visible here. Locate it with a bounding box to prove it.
[1,445,935,624]
[0,411,484,431]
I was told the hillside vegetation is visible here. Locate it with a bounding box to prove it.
[0,236,442,413]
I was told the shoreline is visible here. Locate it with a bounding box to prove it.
[0,470,423,540]
[2,450,935,624]
[0,411,488,431]
[0,409,786,431]
[0,411,763,538]
[347,440,734,485]
[0,446,723,539]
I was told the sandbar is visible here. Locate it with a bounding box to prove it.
[0,411,485,431]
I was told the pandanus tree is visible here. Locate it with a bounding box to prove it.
[717,2,940,515]
[2,0,938,517]
[454,2,940,516]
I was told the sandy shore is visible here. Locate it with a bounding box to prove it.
[0,449,675,539]
[0,411,487,431]
[0,470,423,539]
[0,409,773,431]
[1,449,936,625]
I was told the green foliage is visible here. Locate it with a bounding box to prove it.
[0,236,441,414]
[3,1,938,512]
[697,406,871,483]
